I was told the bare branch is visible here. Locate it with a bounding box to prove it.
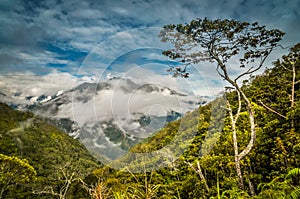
[185,161,210,192]
[258,100,286,119]
[33,187,60,197]
[234,66,254,83]
[235,49,272,82]
[216,67,226,79]
[280,63,293,72]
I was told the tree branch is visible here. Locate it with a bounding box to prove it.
[33,187,60,197]
[185,161,210,192]
[280,63,293,72]
[258,100,286,119]
[216,67,226,79]
[234,49,272,82]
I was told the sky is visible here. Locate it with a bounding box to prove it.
[0,0,300,98]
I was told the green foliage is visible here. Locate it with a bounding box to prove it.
[160,18,284,79]
[88,42,300,198]
[0,153,37,198]
[0,102,101,198]
[256,168,300,199]
[286,168,300,179]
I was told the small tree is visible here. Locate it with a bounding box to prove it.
[159,18,284,191]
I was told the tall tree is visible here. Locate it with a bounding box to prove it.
[159,18,284,191]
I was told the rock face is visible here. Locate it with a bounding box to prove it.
[2,77,206,160]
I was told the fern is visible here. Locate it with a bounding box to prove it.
[287,187,300,199]
[286,168,300,179]
[286,168,300,199]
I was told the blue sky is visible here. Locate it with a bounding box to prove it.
[0,0,300,96]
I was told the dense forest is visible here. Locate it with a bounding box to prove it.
[1,19,300,198]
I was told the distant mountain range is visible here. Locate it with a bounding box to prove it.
[0,77,213,161]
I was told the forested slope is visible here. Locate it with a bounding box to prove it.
[0,102,101,198]
[89,45,300,198]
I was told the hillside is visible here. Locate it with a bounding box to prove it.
[0,102,101,198]
[86,46,300,198]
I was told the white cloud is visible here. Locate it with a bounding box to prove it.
[0,0,299,101]
[55,77,201,128]
[0,72,86,105]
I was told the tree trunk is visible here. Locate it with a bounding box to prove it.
[227,100,244,190]
[291,62,295,129]
[235,157,244,190]
[196,161,210,193]
[214,53,257,191]
[221,70,257,163]
[248,178,255,196]
[236,88,256,161]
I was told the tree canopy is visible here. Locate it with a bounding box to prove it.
[159,18,284,80]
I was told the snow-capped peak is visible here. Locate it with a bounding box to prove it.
[39,95,52,103]
[56,90,64,96]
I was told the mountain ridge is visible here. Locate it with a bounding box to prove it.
[3,77,209,162]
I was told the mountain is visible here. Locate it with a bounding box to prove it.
[0,87,65,110]
[0,102,101,198]
[23,77,207,162]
